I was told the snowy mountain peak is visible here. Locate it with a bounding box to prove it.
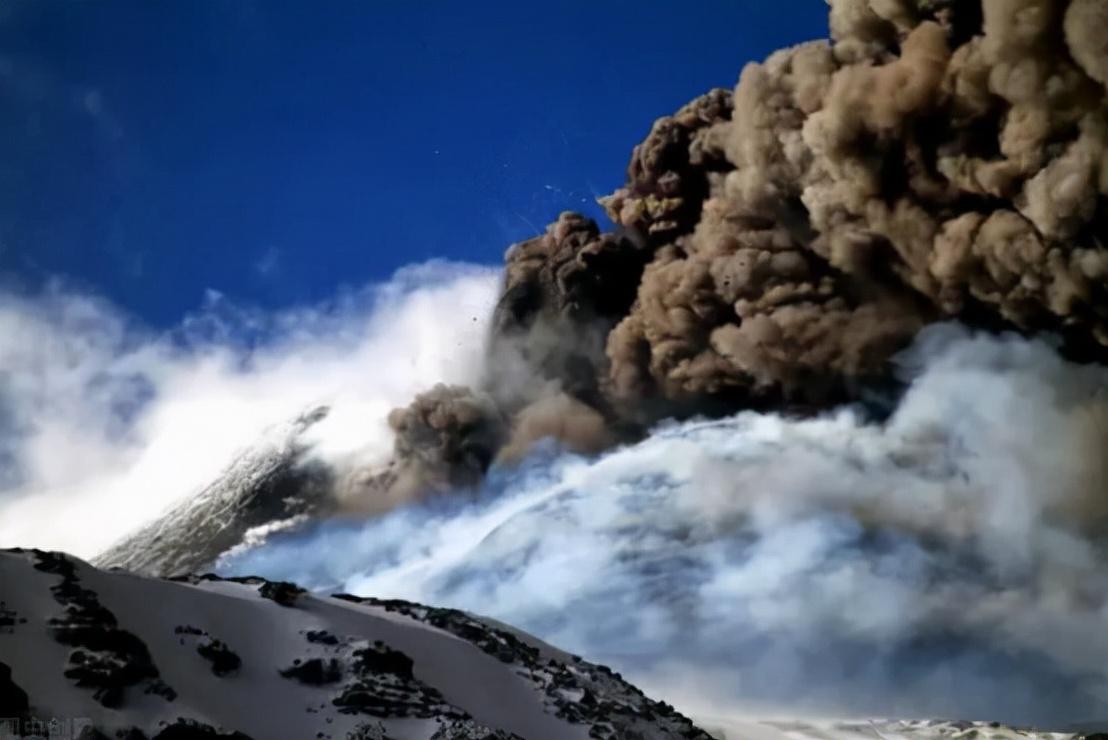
[0,548,711,740]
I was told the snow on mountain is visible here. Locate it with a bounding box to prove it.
[0,548,711,739]
[93,407,335,577]
[3,548,1102,740]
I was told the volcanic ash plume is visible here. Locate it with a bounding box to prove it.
[225,327,1108,726]
[80,0,1108,725]
[603,0,1108,409]
[359,0,1108,500]
[278,4,1108,720]
[335,384,506,513]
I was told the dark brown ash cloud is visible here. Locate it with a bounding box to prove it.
[367,0,1108,504]
[337,384,507,512]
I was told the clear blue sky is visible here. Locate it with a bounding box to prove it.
[0,1,827,327]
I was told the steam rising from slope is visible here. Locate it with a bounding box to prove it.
[225,326,1108,725]
[0,263,498,556]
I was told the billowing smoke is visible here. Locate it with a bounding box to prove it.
[497,391,614,464]
[6,0,1108,728]
[335,383,508,514]
[359,0,1108,498]
[602,0,1108,410]
[223,326,1108,726]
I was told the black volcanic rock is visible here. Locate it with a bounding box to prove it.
[257,579,305,607]
[0,601,23,632]
[153,718,252,739]
[429,720,524,740]
[331,595,711,740]
[304,629,340,646]
[332,640,464,721]
[195,637,241,678]
[279,657,342,685]
[0,660,29,717]
[32,549,175,708]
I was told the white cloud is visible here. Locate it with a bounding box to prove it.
[0,261,499,557]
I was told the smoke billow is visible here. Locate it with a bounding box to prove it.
[335,383,508,513]
[8,0,1108,727]
[214,6,1108,722]
[602,0,1108,403]
[223,326,1108,726]
[358,0,1108,500]
[497,391,614,464]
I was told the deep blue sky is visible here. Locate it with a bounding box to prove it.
[0,1,826,327]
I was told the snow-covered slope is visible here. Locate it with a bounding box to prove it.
[93,407,334,577]
[2,549,1100,740]
[696,717,1103,740]
[0,548,711,740]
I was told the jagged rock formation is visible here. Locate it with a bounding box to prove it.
[0,549,713,740]
[331,595,709,738]
[94,407,334,577]
[33,550,176,708]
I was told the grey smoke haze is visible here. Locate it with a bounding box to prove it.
[224,325,1108,727]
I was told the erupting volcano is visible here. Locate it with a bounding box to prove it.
[2,1,1108,737]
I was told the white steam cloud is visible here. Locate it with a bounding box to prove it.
[4,257,1107,727]
[0,262,499,556]
[224,326,1108,728]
